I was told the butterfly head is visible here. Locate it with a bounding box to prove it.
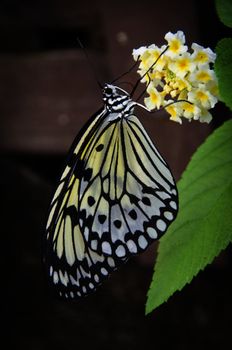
[102,83,133,114]
[102,83,129,98]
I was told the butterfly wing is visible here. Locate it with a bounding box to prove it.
[79,113,178,259]
[45,107,178,299]
[45,108,126,298]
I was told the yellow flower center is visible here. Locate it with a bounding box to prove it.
[196,90,208,102]
[183,102,194,112]
[170,39,180,53]
[196,71,211,82]
[154,71,163,80]
[151,51,160,61]
[173,79,188,91]
[194,52,208,63]
[177,58,189,71]
[166,105,176,117]
[150,92,159,103]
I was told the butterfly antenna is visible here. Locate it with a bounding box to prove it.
[116,81,134,89]
[135,74,152,102]
[77,37,103,90]
[130,45,169,98]
[110,57,140,84]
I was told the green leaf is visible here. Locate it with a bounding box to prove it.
[146,119,232,314]
[215,38,232,111]
[215,0,232,28]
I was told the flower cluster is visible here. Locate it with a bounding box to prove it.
[132,31,218,123]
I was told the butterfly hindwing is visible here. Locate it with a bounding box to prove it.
[79,113,178,259]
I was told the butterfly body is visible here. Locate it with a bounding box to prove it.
[45,83,178,299]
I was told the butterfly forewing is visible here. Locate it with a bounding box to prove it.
[45,108,123,298]
[45,84,178,299]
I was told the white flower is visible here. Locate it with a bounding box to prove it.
[169,52,196,78]
[165,31,188,58]
[188,85,218,109]
[144,85,163,109]
[146,44,167,72]
[132,46,148,60]
[191,43,216,66]
[181,101,201,120]
[198,109,213,123]
[164,100,183,124]
[171,77,192,92]
[189,65,216,85]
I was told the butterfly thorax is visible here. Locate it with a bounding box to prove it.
[102,83,135,117]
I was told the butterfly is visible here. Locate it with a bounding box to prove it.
[44,83,178,299]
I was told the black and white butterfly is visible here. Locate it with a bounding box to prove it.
[44,82,178,299]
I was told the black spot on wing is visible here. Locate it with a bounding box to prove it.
[98,214,107,224]
[128,209,137,220]
[83,168,93,181]
[142,196,151,206]
[142,185,156,195]
[88,196,96,206]
[114,219,122,229]
[79,209,86,220]
[96,144,104,152]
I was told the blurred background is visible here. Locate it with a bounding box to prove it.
[1,0,232,348]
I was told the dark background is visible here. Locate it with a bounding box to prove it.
[1,1,232,349]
